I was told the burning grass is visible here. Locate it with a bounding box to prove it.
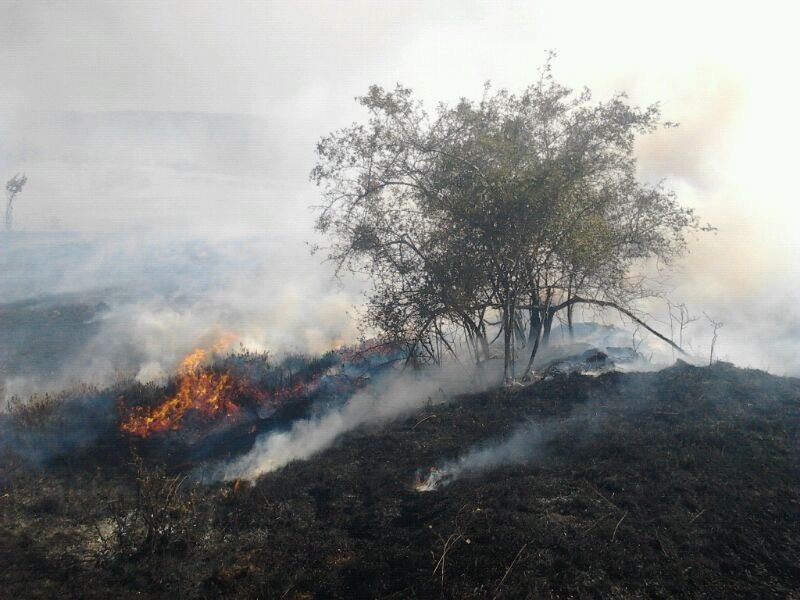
[1,340,392,472]
[414,466,450,492]
[120,348,243,436]
[116,346,343,440]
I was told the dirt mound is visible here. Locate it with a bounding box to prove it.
[1,362,799,598]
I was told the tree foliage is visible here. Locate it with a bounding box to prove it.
[312,58,702,382]
[5,173,27,231]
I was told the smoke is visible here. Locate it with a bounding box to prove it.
[627,69,800,376]
[415,377,652,491]
[195,317,682,484]
[1,1,798,407]
[634,73,743,191]
[0,229,362,401]
[206,360,500,482]
[204,326,663,484]
[416,421,557,491]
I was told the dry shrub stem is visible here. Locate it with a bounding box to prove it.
[493,541,529,599]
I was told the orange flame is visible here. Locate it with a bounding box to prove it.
[119,337,325,438]
[121,346,241,437]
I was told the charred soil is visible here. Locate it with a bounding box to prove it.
[1,361,799,598]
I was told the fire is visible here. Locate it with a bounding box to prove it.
[119,338,325,438]
[120,346,241,437]
[414,467,448,492]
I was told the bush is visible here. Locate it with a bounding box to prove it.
[97,453,205,563]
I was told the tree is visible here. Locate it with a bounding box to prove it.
[312,57,702,383]
[5,173,27,231]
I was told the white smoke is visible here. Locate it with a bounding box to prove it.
[416,420,557,492]
[0,229,363,401]
[209,360,499,482]
[209,331,662,484]
[415,381,650,491]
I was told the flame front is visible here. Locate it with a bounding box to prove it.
[121,347,241,437]
[119,340,328,438]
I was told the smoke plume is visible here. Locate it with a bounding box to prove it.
[207,361,499,482]
[415,378,652,491]
[0,230,362,402]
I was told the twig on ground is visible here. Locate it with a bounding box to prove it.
[586,482,622,513]
[413,414,437,429]
[655,531,671,557]
[689,508,707,524]
[611,511,628,542]
[493,542,528,599]
[433,529,464,588]
[279,585,294,600]
[581,513,613,535]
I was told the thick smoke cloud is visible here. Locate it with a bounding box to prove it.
[1,0,798,402]
[0,230,362,400]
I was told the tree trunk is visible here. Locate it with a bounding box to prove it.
[522,319,544,380]
[542,309,554,347]
[566,277,574,340]
[478,331,490,363]
[465,318,491,364]
[522,296,552,380]
[502,315,512,385]
[502,289,516,385]
[567,303,574,340]
[514,312,527,349]
[4,197,12,231]
[528,307,541,344]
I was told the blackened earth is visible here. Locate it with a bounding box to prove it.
[1,361,799,598]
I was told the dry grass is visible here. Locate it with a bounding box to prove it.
[95,452,205,563]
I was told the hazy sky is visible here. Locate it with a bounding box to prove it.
[1,0,799,371]
[2,0,798,233]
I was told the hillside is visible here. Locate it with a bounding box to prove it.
[1,361,799,598]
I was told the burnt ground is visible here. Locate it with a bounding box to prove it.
[1,361,799,599]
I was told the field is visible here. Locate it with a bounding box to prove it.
[1,358,798,598]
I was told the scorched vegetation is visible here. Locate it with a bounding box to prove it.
[0,358,798,598]
[1,59,795,600]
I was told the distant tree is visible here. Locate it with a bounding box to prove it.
[312,57,702,383]
[5,173,27,231]
[704,312,723,365]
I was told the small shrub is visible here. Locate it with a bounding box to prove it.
[97,453,205,563]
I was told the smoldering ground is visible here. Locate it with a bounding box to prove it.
[414,350,800,493]
[202,359,502,483]
[198,328,677,485]
[414,376,658,491]
[3,340,798,598]
[0,5,798,597]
